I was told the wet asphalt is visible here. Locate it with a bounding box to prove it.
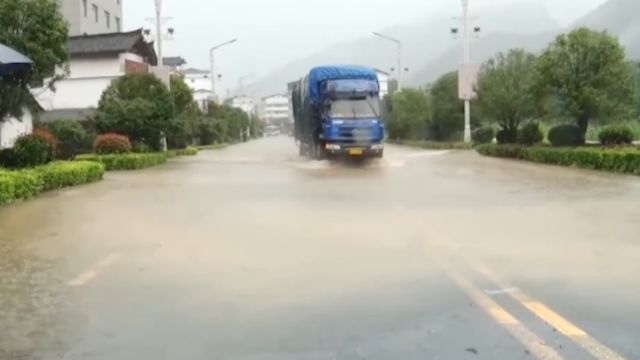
[1,136,639,360]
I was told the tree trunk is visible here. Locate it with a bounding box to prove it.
[577,115,589,145]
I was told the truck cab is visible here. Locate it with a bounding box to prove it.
[292,65,385,160]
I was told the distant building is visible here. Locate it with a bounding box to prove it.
[163,56,186,73]
[182,68,212,112]
[57,0,123,36]
[374,68,391,98]
[35,29,158,121]
[261,94,290,126]
[227,96,257,117]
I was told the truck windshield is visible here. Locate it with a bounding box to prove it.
[329,98,380,119]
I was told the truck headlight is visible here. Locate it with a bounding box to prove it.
[326,144,341,150]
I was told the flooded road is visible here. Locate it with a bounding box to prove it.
[1,136,639,360]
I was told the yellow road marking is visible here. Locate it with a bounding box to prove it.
[67,252,122,287]
[475,265,628,360]
[440,263,565,360]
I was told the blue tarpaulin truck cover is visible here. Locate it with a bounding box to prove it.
[307,65,379,103]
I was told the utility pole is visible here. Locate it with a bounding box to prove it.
[462,0,472,143]
[154,0,163,66]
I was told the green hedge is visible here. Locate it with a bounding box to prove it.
[393,140,473,150]
[75,153,169,170]
[1,161,105,206]
[197,143,228,151]
[36,161,105,191]
[476,144,640,175]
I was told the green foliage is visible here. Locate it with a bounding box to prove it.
[0,0,69,120]
[183,147,198,156]
[548,124,583,147]
[476,144,640,175]
[598,124,635,145]
[518,122,544,145]
[35,161,104,191]
[249,115,264,139]
[197,143,228,151]
[75,153,169,171]
[131,141,150,153]
[386,89,431,140]
[96,73,175,151]
[0,170,42,205]
[1,161,104,206]
[93,133,132,154]
[45,119,88,159]
[496,129,518,144]
[394,140,473,150]
[168,75,200,148]
[536,28,637,140]
[430,71,471,141]
[477,49,538,142]
[10,129,58,168]
[472,126,495,144]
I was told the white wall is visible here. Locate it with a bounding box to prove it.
[70,57,121,78]
[0,110,33,149]
[59,0,123,36]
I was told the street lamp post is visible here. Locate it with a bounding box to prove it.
[209,38,238,102]
[373,32,403,89]
[154,0,163,66]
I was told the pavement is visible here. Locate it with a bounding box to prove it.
[1,136,639,360]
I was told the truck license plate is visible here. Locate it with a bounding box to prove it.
[348,148,364,156]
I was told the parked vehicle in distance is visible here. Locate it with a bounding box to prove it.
[291,65,385,159]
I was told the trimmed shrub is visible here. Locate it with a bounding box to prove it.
[476,144,640,175]
[93,133,132,154]
[0,148,18,168]
[598,125,635,145]
[472,127,495,144]
[496,129,518,144]
[197,143,228,151]
[36,161,105,191]
[131,141,150,153]
[45,119,88,159]
[183,147,198,156]
[11,129,58,168]
[518,122,544,146]
[396,140,473,150]
[548,124,583,147]
[475,144,525,159]
[0,170,42,205]
[75,153,168,170]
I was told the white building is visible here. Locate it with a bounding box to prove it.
[261,94,290,126]
[36,29,158,121]
[0,109,34,149]
[57,0,123,36]
[182,68,212,112]
[374,68,391,98]
[227,96,257,117]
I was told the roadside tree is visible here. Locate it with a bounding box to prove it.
[386,89,430,140]
[536,28,637,143]
[476,49,538,144]
[0,0,69,120]
[95,73,175,151]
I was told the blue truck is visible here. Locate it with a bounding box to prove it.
[291,65,385,159]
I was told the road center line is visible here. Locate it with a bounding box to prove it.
[475,265,628,360]
[439,262,565,360]
[67,252,122,287]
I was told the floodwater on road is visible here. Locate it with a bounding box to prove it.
[1,136,639,360]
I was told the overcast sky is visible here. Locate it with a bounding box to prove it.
[124,0,607,91]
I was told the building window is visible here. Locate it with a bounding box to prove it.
[115,17,121,31]
[92,4,99,23]
[83,0,87,17]
[105,11,110,28]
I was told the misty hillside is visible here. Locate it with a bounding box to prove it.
[411,0,640,86]
[250,2,559,97]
